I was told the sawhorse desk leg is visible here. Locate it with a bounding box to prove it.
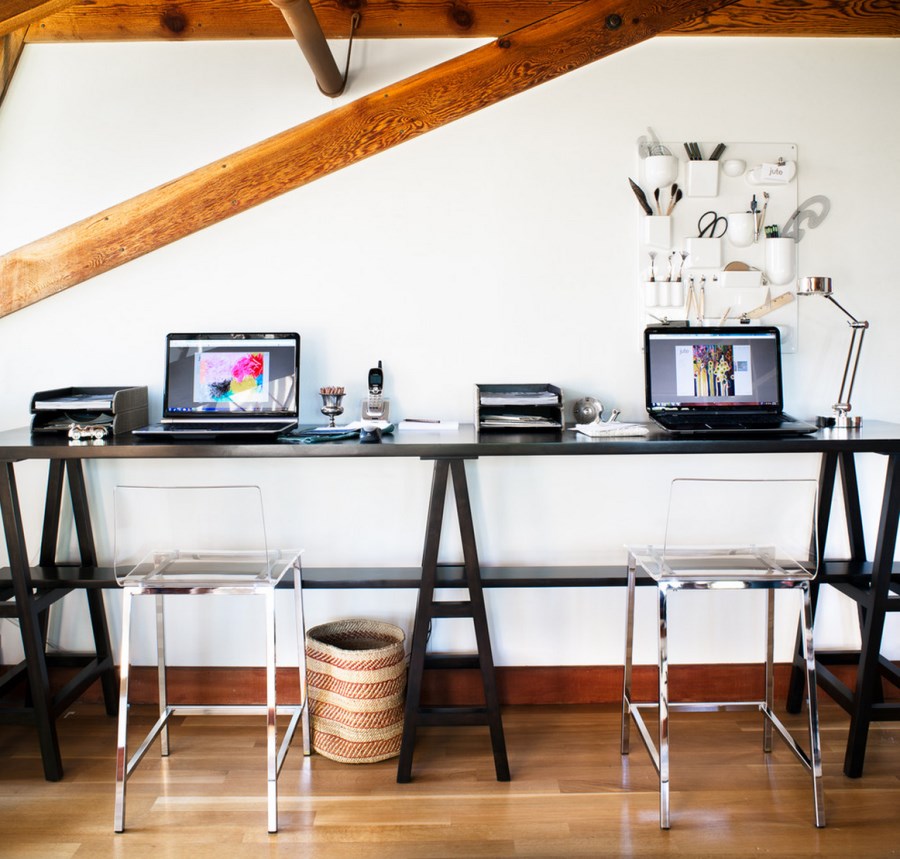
[0,460,63,780]
[787,451,900,777]
[0,459,118,781]
[397,457,510,783]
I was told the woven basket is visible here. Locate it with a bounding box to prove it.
[305,619,407,764]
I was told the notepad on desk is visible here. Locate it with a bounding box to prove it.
[399,419,459,431]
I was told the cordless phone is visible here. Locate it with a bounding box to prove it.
[361,360,389,420]
[367,361,384,416]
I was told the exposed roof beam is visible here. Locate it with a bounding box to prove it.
[25,0,900,42]
[0,27,25,106]
[0,0,737,317]
[1,0,74,36]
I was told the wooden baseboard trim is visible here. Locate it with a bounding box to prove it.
[61,662,877,707]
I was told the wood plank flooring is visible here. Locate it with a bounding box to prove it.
[1,702,898,857]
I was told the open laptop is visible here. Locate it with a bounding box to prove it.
[133,332,300,440]
[644,325,817,436]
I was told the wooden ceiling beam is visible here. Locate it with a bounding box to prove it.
[0,27,26,106]
[0,0,737,316]
[25,0,900,42]
[1,0,74,37]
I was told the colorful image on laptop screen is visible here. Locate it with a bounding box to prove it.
[163,333,299,418]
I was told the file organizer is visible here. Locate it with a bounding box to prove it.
[31,386,149,435]
[475,384,564,432]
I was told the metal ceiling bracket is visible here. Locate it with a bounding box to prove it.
[270,0,360,98]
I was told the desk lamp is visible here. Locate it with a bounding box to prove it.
[798,276,868,429]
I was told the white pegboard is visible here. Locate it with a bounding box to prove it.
[634,142,800,352]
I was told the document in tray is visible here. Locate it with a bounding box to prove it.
[479,390,560,406]
[480,414,562,428]
[33,393,114,411]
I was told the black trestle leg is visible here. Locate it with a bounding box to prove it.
[397,457,510,783]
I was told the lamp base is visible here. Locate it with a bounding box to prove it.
[816,414,862,429]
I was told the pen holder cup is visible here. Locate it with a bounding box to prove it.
[643,155,679,191]
[726,212,756,248]
[667,281,685,307]
[641,216,672,249]
[685,237,723,270]
[686,161,719,197]
[643,282,660,308]
[765,237,796,286]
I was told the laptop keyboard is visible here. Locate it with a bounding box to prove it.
[662,412,784,429]
[163,421,292,432]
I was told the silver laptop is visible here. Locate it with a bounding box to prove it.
[133,333,300,439]
[644,325,816,436]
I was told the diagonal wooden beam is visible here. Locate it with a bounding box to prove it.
[25,0,900,42]
[0,0,737,317]
[0,26,25,107]
[1,0,75,36]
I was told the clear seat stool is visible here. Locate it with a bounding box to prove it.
[112,484,307,833]
[621,478,825,829]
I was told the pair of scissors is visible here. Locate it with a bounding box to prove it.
[697,210,728,238]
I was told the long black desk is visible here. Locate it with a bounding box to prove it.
[2,423,899,783]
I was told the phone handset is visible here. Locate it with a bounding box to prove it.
[367,361,384,414]
[362,360,389,420]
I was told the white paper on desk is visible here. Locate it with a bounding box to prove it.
[399,420,459,431]
[573,422,649,438]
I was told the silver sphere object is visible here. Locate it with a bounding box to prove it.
[572,397,602,425]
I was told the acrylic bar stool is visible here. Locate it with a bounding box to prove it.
[621,478,825,829]
[112,484,307,834]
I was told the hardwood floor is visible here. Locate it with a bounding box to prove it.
[1,702,898,858]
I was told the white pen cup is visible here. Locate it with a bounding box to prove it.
[642,215,672,249]
[644,282,659,308]
[765,237,795,285]
[668,281,685,307]
[727,212,755,248]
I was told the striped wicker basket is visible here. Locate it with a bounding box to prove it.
[305,619,407,764]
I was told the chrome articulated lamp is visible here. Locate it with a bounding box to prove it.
[798,276,868,429]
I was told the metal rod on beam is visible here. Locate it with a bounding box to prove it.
[270,0,354,97]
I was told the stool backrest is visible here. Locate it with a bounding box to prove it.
[661,478,819,577]
[113,484,272,587]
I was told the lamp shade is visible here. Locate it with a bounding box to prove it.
[798,276,833,296]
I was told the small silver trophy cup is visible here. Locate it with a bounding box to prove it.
[319,387,346,427]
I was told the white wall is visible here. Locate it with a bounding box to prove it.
[1,36,898,668]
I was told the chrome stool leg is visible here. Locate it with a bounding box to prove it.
[658,583,671,830]
[114,588,134,833]
[265,588,278,834]
[801,582,826,827]
[156,594,169,756]
[764,589,775,753]
[292,563,310,756]
[621,553,637,755]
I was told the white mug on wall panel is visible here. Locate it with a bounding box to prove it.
[643,155,678,191]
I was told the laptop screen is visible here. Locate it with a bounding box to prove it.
[163,333,300,419]
[645,326,783,413]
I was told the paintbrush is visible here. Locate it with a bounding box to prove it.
[628,178,653,216]
[654,187,661,215]
[666,187,683,215]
